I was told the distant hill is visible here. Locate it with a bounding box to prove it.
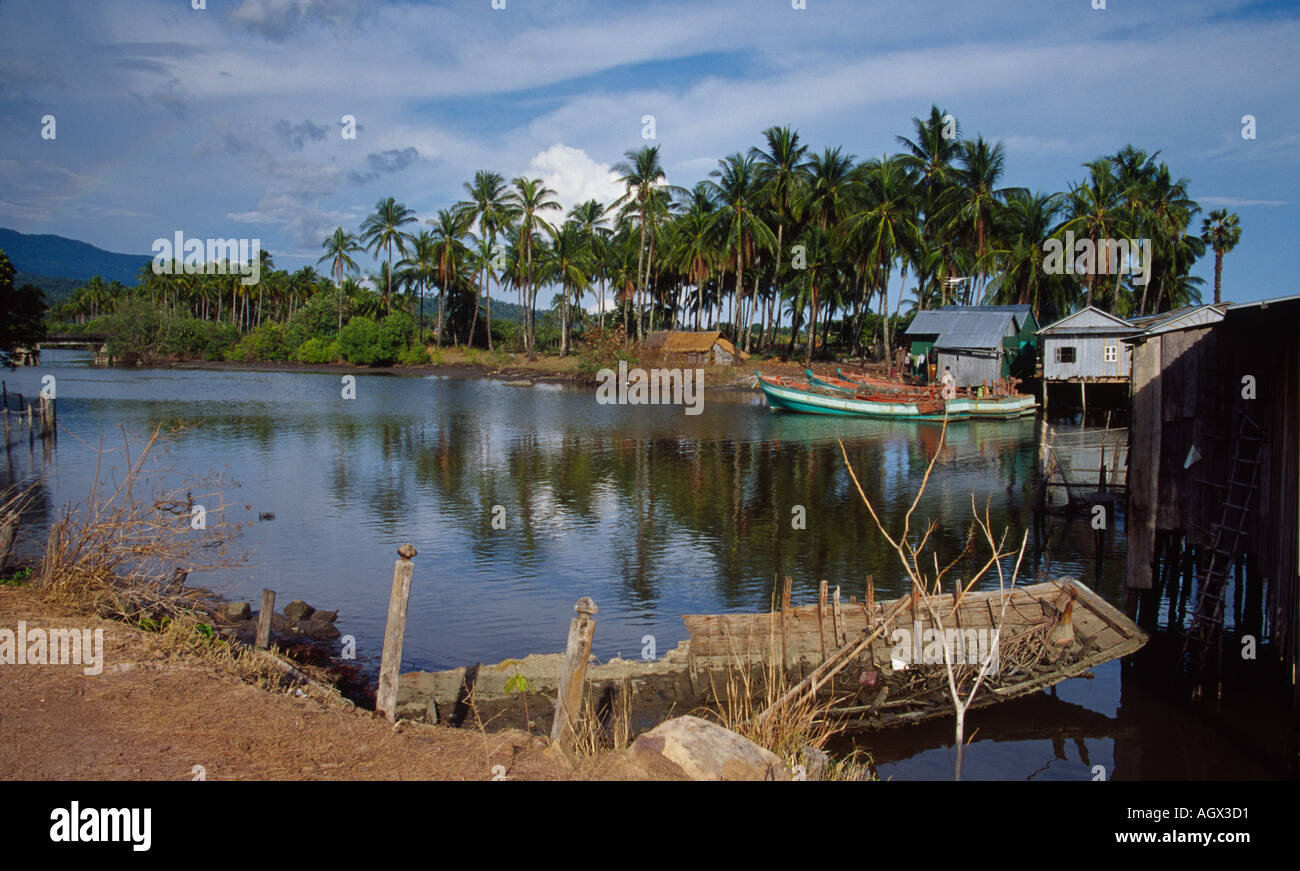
[13,272,81,304]
[0,228,149,287]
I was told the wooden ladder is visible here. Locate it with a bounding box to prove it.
[1182,412,1266,676]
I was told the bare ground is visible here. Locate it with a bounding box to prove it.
[0,585,636,780]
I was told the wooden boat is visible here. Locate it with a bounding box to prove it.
[834,368,1039,420]
[806,369,916,396]
[683,578,1148,729]
[756,373,958,420]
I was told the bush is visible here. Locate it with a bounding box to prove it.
[338,315,382,365]
[100,296,161,358]
[227,322,291,362]
[399,345,428,366]
[292,337,339,364]
[284,290,346,348]
[155,316,238,360]
[577,325,635,382]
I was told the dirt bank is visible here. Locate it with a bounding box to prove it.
[0,585,634,780]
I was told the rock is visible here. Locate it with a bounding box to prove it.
[311,609,338,624]
[283,600,315,620]
[305,619,341,641]
[799,746,830,782]
[258,512,275,521]
[625,715,791,781]
[217,601,251,622]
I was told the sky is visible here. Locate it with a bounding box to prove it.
[0,0,1296,307]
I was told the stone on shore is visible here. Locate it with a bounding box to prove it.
[624,715,791,781]
[217,601,251,622]
[283,600,315,620]
[311,609,338,624]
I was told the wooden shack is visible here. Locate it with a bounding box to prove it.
[904,308,1023,387]
[1124,294,1299,697]
[642,330,741,365]
[1037,306,1143,415]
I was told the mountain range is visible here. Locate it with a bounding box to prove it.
[1,228,149,299]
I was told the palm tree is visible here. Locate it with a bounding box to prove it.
[708,153,776,354]
[398,230,439,342]
[1058,159,1132,310]
[750,125,810,350]
[505,177,561,358]
[840,155,920,360]
[569,200,609,333]
[427,209,472,347]
[613,145,678,342]
[798,147,856,358]
[940,136,1022,301]
[1201,209,1241,305]
[542,221,592,356]
[457,170,516,351]
[360,197,417,315]
[318,227,363,333]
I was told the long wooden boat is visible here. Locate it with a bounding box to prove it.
[806,369,916,396]
[756,372,958,420]
[683,578,1148,730]
[833,368,1038,420]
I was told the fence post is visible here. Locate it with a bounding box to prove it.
[376,543,417,722]
[256,588,276,650]
[550,597,598,749]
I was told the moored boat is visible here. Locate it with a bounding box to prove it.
[832,368,1038,420]
[756,373,958,419]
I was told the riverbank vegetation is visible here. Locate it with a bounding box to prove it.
[33,106,1239,369]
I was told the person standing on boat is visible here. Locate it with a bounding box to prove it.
[939,366,957,400]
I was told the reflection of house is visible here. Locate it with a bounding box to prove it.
[642,330,742,365]
[904,307,1030,386]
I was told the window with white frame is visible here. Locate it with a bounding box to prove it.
[1103,343,1118,363]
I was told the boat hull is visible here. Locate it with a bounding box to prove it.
[757,373,961,420]
[832,368,1038,419]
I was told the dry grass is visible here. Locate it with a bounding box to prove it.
[37,427,244,624]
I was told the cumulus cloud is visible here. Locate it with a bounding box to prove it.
[525,144,624,215]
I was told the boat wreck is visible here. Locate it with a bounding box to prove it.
[395,578,1146,734]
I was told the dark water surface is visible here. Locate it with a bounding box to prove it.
[3,352,1293,779]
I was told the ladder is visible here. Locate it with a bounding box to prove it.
[1182,412,1266,676]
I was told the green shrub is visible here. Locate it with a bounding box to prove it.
[338,315,382,365]
[228,322,291,362]
[293,337,338,364]
[100,296,161,358]
[399,345,428,366]
[155,316,238,360]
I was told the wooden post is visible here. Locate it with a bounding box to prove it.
[550,596,598,748]
[376,543,417,722]
[817,580,828,663]
[255,588,276,650]
[865,574,875,620]
[1080,381,1087,422]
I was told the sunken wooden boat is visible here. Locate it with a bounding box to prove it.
[394,577,1147,735]
[683,577,1147,729]
[755,372,959,420]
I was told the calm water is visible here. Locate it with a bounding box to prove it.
[3,351,1293,779]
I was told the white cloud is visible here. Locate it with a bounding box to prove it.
[1198,197,1288,208]
[525,144,625,215]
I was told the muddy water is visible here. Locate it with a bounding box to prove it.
[3,351,1293,779]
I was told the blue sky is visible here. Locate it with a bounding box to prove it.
[1,0,1296,305]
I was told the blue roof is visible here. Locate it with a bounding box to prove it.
[907,309,1019,349]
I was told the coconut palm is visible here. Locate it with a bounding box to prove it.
[457,170,516,351]
[320,231,358,322]
[360,197,417,315]
[750,125,810,349]
[541,221,593,355]
[707,153,776,353]
[398,230,439,342]
[427,209,473,347]
[1201,209,1242,305]
[505,177,561,358]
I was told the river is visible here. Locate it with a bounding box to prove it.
[2,351,1292,779]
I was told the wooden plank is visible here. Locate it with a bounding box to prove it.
[551,597,598,748]
[255,588,275,650]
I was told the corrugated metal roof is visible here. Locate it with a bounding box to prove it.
[908,310,1017,349]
